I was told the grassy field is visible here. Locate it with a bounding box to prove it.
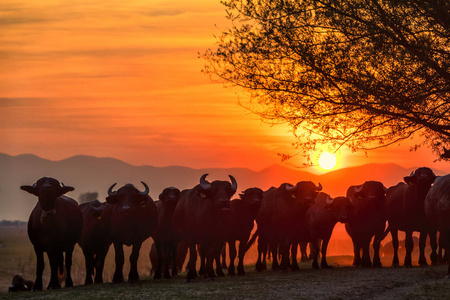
[0,225,449,299]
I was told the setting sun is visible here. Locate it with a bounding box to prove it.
[318,151,337,170]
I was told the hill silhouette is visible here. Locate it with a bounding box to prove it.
[0,153,445,221]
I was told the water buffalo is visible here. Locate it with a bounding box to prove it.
[8,275,34,292]
[222,187,264,276]
[255,181,322,272]
[78,200,109,284]
[307,193,353,269]
[425,174,450,276]
[153,187,182,279]
[21,177,83,290]
[172,174,237,281]
[99,182,158,283]
[385,167,437,267]
[345,181,387,267]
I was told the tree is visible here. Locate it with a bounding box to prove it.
[78,191,99,204]
[203,0,450,162]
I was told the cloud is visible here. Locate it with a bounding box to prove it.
[144,9,185,17]
[0,16,55,27]
[0,97,50,107]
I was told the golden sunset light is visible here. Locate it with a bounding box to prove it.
[318,152,337,171]
[0,0,449,173]
[2,1,450,296]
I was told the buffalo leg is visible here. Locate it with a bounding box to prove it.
[214,244,225,277]
[221,244,227,269]
[373,234,382,268]
[256,237,268,272]
[199,245,206,276]
[128,242,142,282]
[186,242,198,282]
[445,231,450,278]
[361,238,372,267]
[169,243,178,277]
[163,243,176,278]
[419,230,428,266]
[311,239,320,269]
[94,246,108,284]
[65,247,74,287]
[154,241,163,279]
[429,230,438,265]
[391,230,400,267]
[351,238,361,266]
[291,241,300,271]
[228,240,237,276]
[300,242,309,262]
[321,235,332,269]
[113,243,125,283]
[271,241,280,271]
[83,248,94,284]
[47,252,62,289]
[205,246,216,280]
[33,247,45,291]
[404,231,413,267]
[237,239,247,276]
[278,241,289,271]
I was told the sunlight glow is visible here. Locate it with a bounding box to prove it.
[318,151,337,170]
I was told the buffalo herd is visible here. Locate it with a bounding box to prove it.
[17,166,450,291]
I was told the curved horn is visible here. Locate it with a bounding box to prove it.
[61,182,65,187]
[229,175,237,192]
[286,184,297,192]
[410,171,415,177]
[200,174,211,190]
[316,182,323,191]
[140,181,149,195]
[383,185,388,193]
[354,185,364,193]
[107,183,118,197]
[326,195,334,204]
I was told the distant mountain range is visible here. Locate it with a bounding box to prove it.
[1,153,447,221]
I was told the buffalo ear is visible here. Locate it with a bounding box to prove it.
[20,185,38,196]
[60,186,74,195]
[404,176,416,185]
[139,194,149,204]
[158,192,165,202]
[106,195,118,205]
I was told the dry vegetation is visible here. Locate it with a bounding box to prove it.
[0,225,448,299]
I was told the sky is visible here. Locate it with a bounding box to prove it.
[1,0,450,174]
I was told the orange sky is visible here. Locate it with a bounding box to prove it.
[1,0,450,173]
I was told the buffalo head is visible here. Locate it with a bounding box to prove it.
[286,181,322,208]
[239,187,264,208]
[158,187,181,207]
[106,182,150,216]
[89,199,105,218]
[21,177,74,212]
[324,195,353,223]
[352,181,387,211]
[197,174,237,212]
[404,167,437,187]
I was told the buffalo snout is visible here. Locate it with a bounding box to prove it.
[217,199,231,211]
[120,205,133,216]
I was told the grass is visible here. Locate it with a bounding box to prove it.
[1,226,449,299]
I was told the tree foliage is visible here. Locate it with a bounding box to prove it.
[203,0,450,161]
[78,191,99,204]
